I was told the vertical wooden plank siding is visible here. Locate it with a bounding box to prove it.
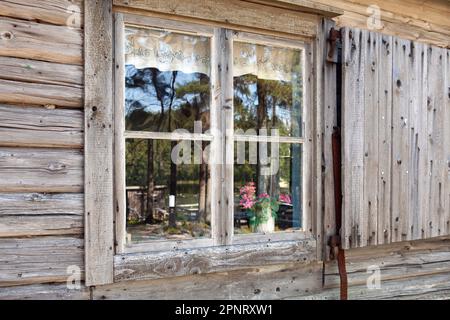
[427,46,445,238]
[418,43,430,240]
[408,42,423,241]
[84,0,114,286]
[342,28,364,249]
[363,32,379,246]
[392,38,411,243]
[343,26,450,248]
[377,34,393,245]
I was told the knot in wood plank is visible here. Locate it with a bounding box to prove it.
[0,31,14,40]
[47,161,67,173]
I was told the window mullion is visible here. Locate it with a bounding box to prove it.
[114,13,127,254]
[210,28,234,246]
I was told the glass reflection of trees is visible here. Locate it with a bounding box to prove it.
[233,45,303,232]
[125,66,211,241]
[125,66,210,133]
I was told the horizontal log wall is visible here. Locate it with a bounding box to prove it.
[320,236,450,300]
[94,236,450,300]
[314,0,450,49]
[1,236,449,300]
[0,0,85,290]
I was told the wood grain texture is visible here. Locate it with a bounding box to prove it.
[313,0,450,49]
[363,32,379,246]
[114,13,127,254]
[0,148,83,193]
[0,236,84,287]
[84,0,114,286]
[95,262,323,300]
[0,193,83,238]
[0,0,84,27]
[243,0,343,17]
[0,79,83,108]
[342,27,364,248]
[313,18,325,259]
[220,29,235,246]
[391,38,411,243]
[0,283,89,300]
[377,34,393,245]
[0,17,83,65]
[113,0,318,39]
[302,43,314,238]
[114,240,317,282]
[0,56,83,87]
[0,105,83,148]
[301,273,450,300]
[324,237,450,288]
[342,26,450,248]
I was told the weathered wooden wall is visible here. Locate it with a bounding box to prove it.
[0,0,85,291]
[2,236,448,300]
[313,0,450,49]
[342,27,450,249]
[0,0,449,300]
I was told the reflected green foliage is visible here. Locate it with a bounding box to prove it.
[125,67,211,133]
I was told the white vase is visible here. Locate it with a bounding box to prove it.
[254,207,275,234]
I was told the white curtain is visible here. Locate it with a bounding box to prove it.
[125,27,211,76]
[233,42,301,82]
[125,26,301,82]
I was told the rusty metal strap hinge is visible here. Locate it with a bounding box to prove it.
[327,27,342,63]
[329,126,348,300]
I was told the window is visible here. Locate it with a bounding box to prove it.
[233,39,304,236]
[123,24,213,245]
[115,14,311,253]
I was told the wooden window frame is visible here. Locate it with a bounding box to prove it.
[114,13,314,255]
[85,0,326,286]
[114,14,218,254]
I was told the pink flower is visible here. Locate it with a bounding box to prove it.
[240,182,257,209]
[279,194,292,204]
[258,193,270,199]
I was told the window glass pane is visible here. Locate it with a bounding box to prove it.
[234,142,302,234]
[234,42,302,137]
[126,139,211,243]
[125,26,211,133]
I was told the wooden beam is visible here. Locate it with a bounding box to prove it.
[0,283,90,300]
[0,148,83,193]
[0,17,83,65]
[0,236,84,287]
[0,79,83,108]
[0,193,83,238]
[84,0,114,286]
[114,240,316,282]
[95,262,323,300]
[0,57,83,87]
[244,0,343,17]
[0,0,84,27]
[113,0,319,39]
[0,105,83,148]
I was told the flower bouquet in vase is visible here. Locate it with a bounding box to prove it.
[239,182,280,233]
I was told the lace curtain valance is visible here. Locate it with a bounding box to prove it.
[125,26,302,82]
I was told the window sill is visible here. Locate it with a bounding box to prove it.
[114,238,317,282]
